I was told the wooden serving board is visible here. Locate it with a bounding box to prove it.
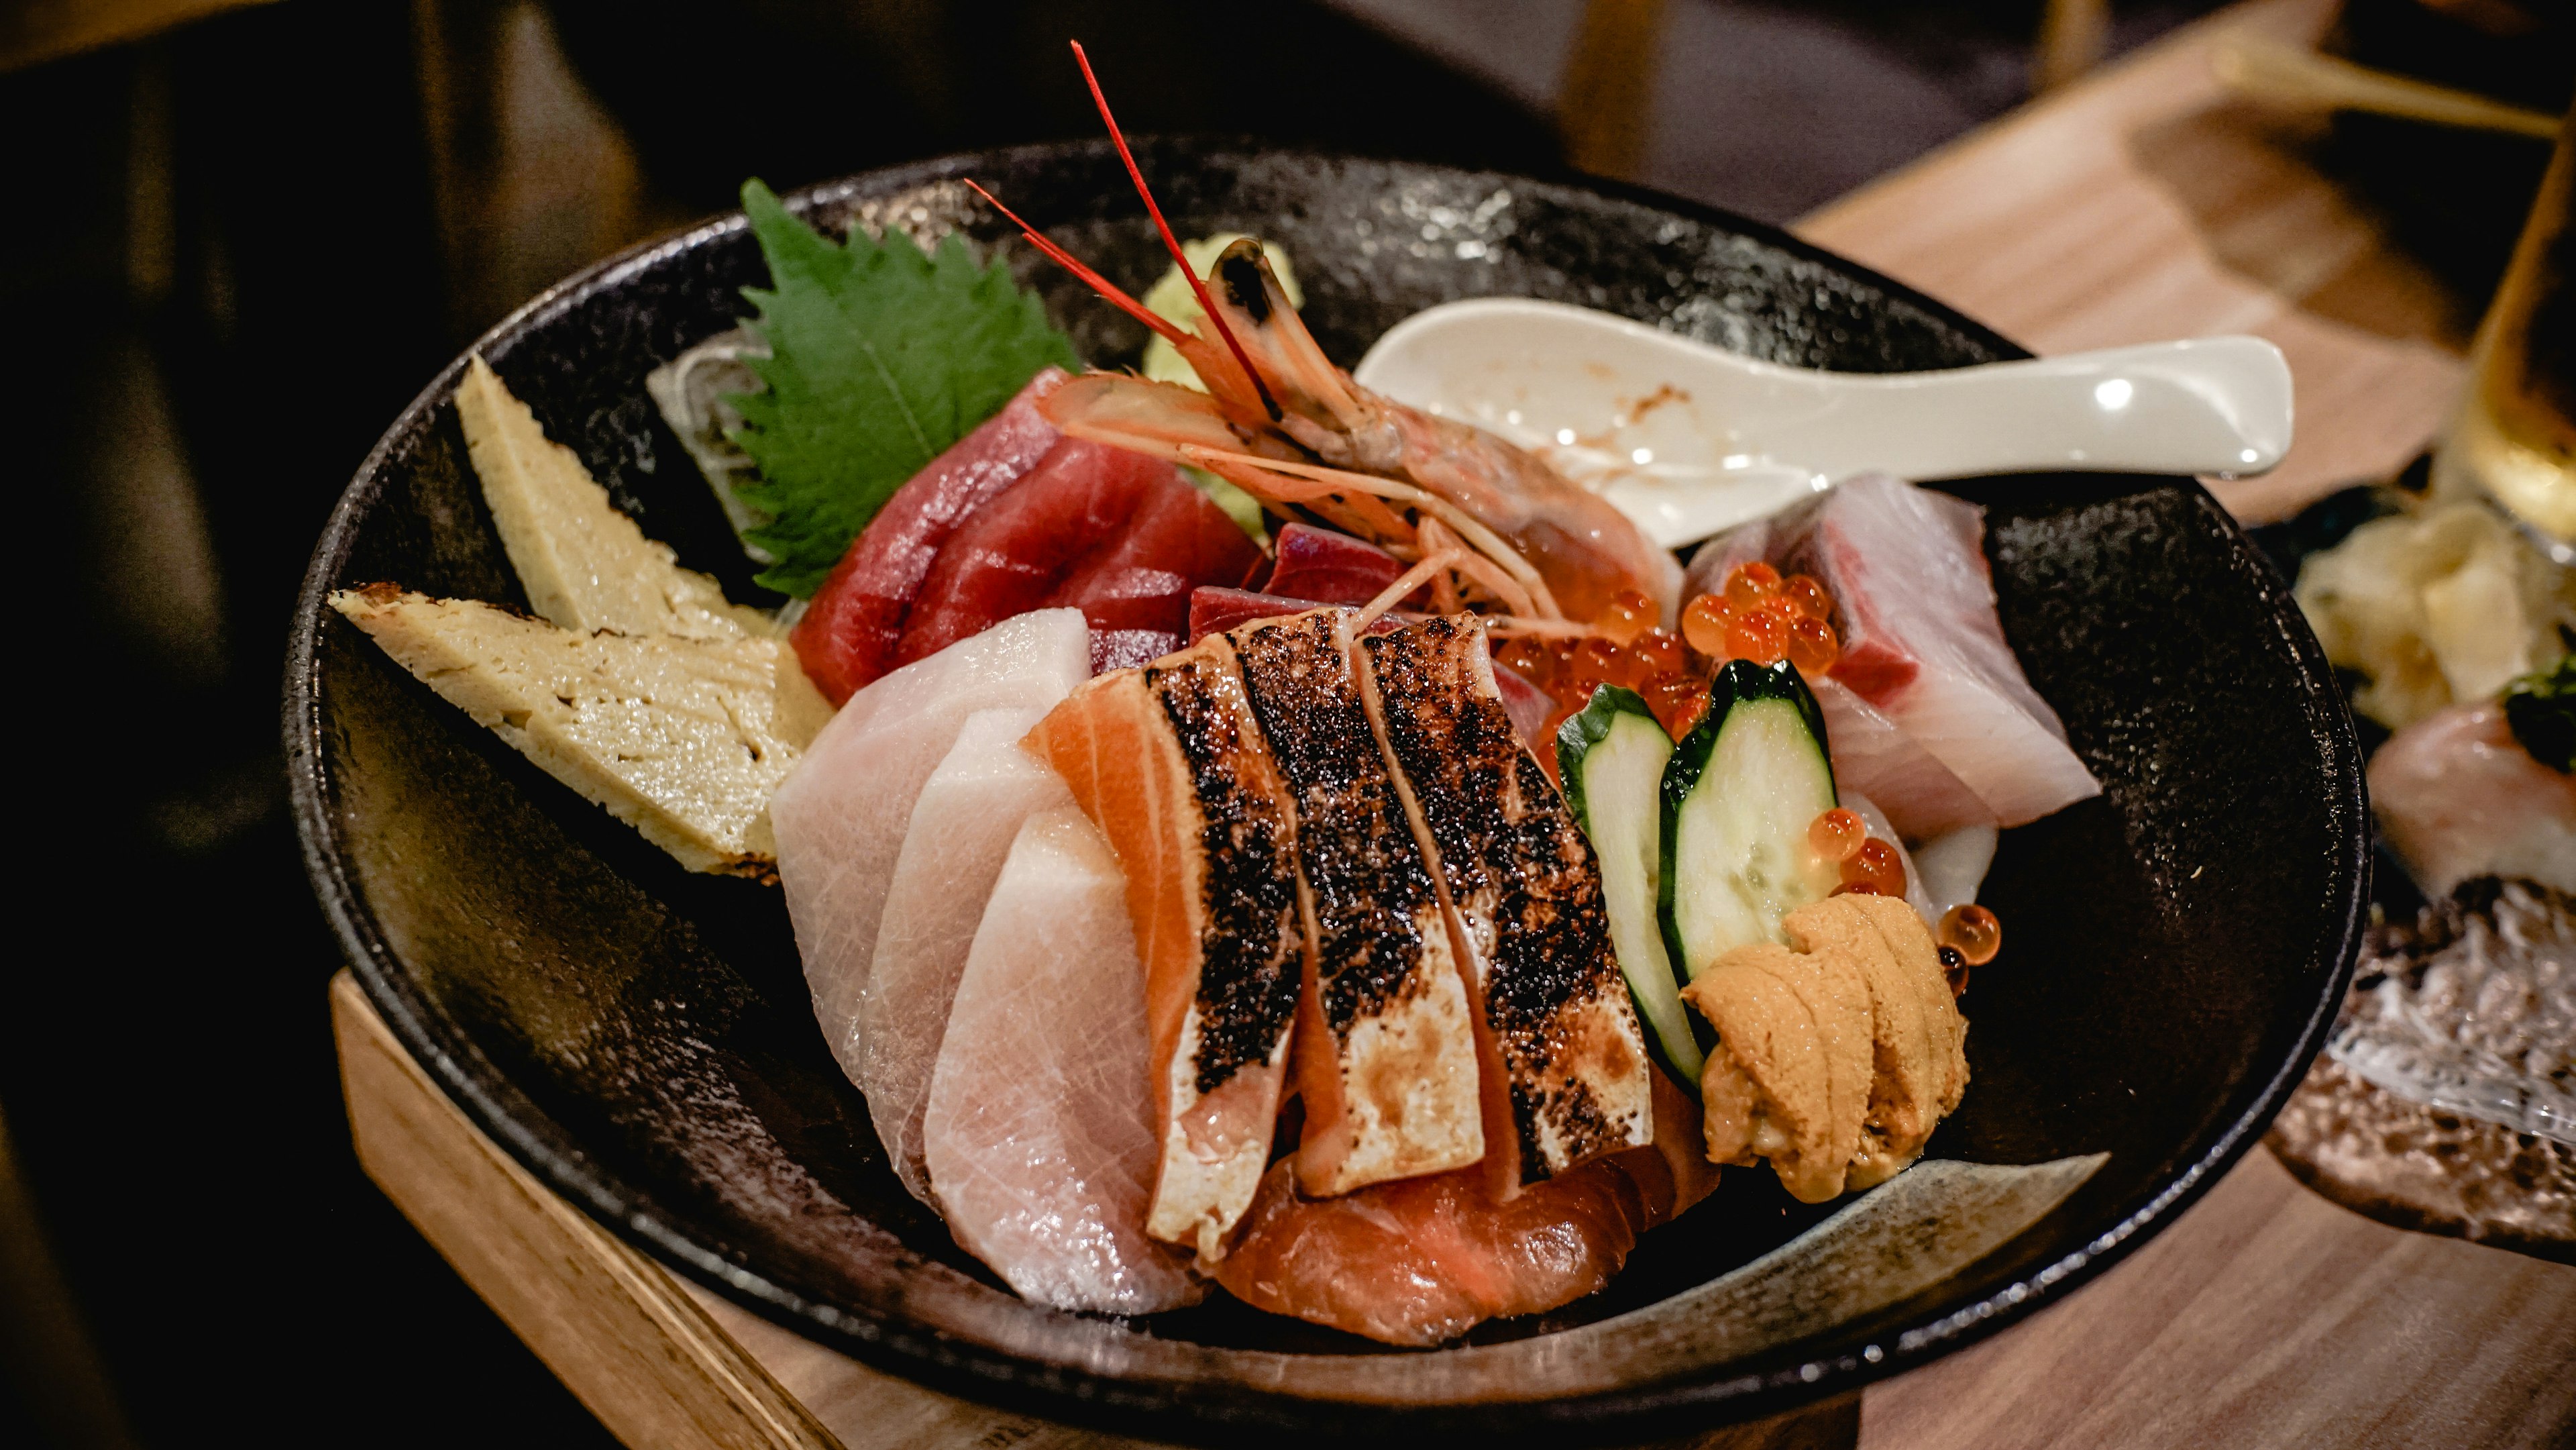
[331,1,2576,1443]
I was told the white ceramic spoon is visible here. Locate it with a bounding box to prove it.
[1349,297,2294,548]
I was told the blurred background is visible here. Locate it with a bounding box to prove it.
[0,1,2563,1445]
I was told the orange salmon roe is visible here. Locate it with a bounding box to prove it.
[1939,904,2002,966]
[1809,808,1866,862]
[1497,636,1556,686]
[1842,838,1906,896]
[1722,560,1782,611]
[1595,588,1656,645]
[1726,608,1788,664]
[1572,635,1633,690]
[1641,670,1709,738]
[1681,594,1733,656]
[1780,573,1833,621]
[1629,627,1685,678]
[1786,615,1840,674]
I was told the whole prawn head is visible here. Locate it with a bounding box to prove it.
[1042,238,1680,627]
[972,44,1677,626]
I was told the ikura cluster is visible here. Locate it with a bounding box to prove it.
[1809,808,2001,998]
[1682,562,1840,676]
[1497,586,1713,743]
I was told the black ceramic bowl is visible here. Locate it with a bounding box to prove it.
[287,141,2367,1445]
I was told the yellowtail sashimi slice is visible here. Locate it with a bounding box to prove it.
[923,807,1199,1313]
[859,707,1073,1205]
[770,609,1089,1086]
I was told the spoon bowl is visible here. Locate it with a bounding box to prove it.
[1351,297,2295,546]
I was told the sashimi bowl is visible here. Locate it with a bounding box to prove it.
[287,140,2368,1445]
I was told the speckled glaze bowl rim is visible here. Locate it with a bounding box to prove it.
[286,138,2371,1444]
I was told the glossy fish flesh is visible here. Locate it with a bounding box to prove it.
[769,608,1089,1086]
[1357,615,1653,1186]
[789,368,1067,703]
[1228,609,1486,1196]
[859,707,1073,1204]
[1024,637,1305,1257]
[922,807,1199,1313]
[1688,474,2098,827]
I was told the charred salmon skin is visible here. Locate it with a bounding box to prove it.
[1358,615,1654,1186]
[1228,609,1485,1196]
[1024,636,1305,1256]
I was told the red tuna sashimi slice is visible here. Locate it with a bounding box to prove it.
[1695,474,2098,828]
[894,441,1261,670]
[790,368,1068,704]
[1251,522,1408,604]
[1189,586,1322,643]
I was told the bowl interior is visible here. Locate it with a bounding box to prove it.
[290,141,2365,1443]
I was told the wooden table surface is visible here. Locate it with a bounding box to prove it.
[331,1,2575,1445]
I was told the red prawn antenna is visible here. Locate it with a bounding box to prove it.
[961,180,1190,348]
[1071,40,1282,421]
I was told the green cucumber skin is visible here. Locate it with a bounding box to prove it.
[1656,660,1837,996]
[1557,686,1704,1084]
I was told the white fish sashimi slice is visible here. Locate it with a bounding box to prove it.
[1913,823,2000,921]
[1811,678,1996,841]
[1801,476,2098,826]
[1838,790,1937,926]
[769,608,1090,1086]
[924,808,1199,1314]
[861,707,1073,1205]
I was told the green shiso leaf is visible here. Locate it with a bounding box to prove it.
[727,179,1081,597]
[2504,652,2574,774]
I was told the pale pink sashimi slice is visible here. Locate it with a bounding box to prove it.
[858,707,1073,1204]
[2370,702,2576,896]
[922,807,1200,1314]
[790,368,1069,705]
[1811,677,1996,841]
[769,608,1089,1087]
[1705,474,2098,827]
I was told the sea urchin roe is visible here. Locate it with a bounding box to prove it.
[1786,615,1840,674]
[1681,593,1733,656]
[1595,587,1656,644]
[1939,904,2002,966]
[1809,808,1866,863]
[1726,608,1788,665]
[1722,560,1782,611]
[1843,838,1906,896]
[1780,573,1833,622]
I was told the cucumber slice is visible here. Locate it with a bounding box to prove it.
[1658,660,1839,983]
[1558,687,1703,1082]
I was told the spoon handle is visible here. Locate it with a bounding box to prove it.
[1770,338,2294,483]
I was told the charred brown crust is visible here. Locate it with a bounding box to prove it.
[1144,648,1303,1094]
[1230,611,1444,1035]
[1362,616,1634,1176]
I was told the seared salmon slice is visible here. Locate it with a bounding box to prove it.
[1358,616,1654,1187]
[1023,637,1305,1256]
[1228,609,1486,1196]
